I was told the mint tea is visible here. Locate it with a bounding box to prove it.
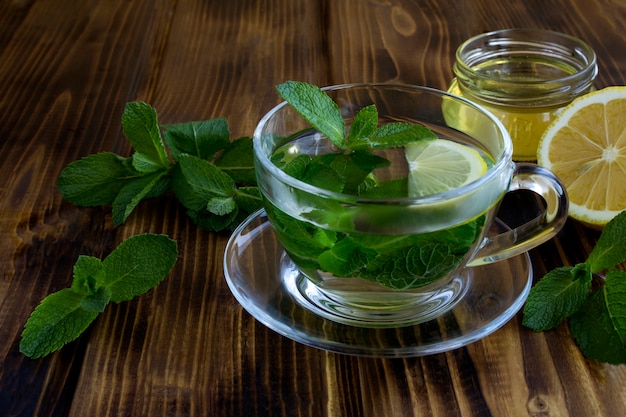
[253,83,567,327]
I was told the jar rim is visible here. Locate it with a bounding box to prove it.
[453,28,598,106]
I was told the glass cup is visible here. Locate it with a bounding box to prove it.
[253,83,568,328]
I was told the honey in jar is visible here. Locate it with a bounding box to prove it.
[448,29,597,161]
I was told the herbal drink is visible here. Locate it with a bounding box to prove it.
[264,131,496,291]
[253,83,568,327]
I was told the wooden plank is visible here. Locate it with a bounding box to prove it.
[0,1,175,416]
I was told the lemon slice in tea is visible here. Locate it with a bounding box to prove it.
[537,86,626,228]
[406,139,488,197]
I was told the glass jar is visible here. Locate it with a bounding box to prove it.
[448,28,597,161]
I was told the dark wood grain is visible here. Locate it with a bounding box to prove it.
[1,0,626,416]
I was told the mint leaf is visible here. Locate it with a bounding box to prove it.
[214,137,256,184]
[569,269,626,364]
[346,105,378,144]
[276,81,346,149]
[19,289,99,359]
[302,163,345,192]
[586,210,626,273]
[188,201,261,232]
[71,255,105,295]
[311,151,390,194]
[234,186,263,214]
[20,234,178,358]
[265,202,337,269]
[282,151,389,195]
[131,152,166,174]
[361,178,407,198]
[56,152,134,206]
[318,237,377,277]
[522,264,593,331]
[522,209,626,364]
[112,170,170,226]
[276,154,310,178]
[71,256,111,313]
[171,154,236,210]
[207,196,237,216]
[122,102,170,172]
[170,153,262,231]
[163,118,230,161]
[102,234,177,303]
[187,207,240,232]
[363,242,463,290]
[80,287,112,313]
[349,122,437,151]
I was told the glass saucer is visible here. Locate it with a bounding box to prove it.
[223,209,532,358]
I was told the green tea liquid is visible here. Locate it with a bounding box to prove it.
[263,131,497,291]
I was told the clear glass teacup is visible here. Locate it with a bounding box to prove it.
[253,83,567,328]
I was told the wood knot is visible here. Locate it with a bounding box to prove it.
[527,395,550,416]
[391,6,416,37]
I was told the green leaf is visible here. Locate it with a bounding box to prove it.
[20,233,178,358]
[170,164,204,211]
[349,122,437,151]
[587,210,626,273]
[522,264,593,331]
[112,170,170,226]
[19,289,99,359]
[71,255,105,296]
[278,154,310,178]
[361,178,408,198]
[131,152,166,174]
[311,150,390,194]
[347,105,378,144]
[80,286,112,313]
[234,186,263,215]
[56,152,135,206]
[103,234,178,303]
[122,102,170,171]
[163,118,231,161]
[570,269,626,364]
[264,202,337,269]
[214,137,257,184]
[207,196,237,216]
[301,162,345,192]
[318,237,377,277]
[187,207,240,232]
[171,154,236,210]
[363,243,463,290]
[276,81,346,149]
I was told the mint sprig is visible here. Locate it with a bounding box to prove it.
[271,81,437,198]
[56,103,261,231]
[275,81,436,152]
[123,102,171,172]
[523,210,626,364]
[20,234,178,359]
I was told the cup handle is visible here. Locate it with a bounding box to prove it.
[467,163,568,267]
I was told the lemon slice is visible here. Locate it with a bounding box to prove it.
[537,86,626,228]
[406,139,488,197]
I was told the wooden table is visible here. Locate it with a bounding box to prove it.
[2,0,626,415]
